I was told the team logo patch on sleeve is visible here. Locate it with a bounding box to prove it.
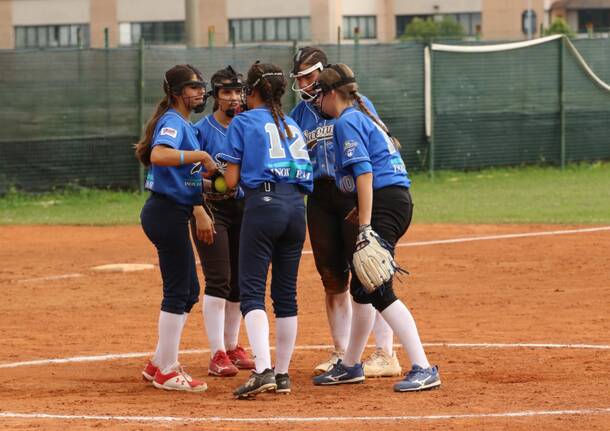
[344,140,358,157]
[160,127,178,138]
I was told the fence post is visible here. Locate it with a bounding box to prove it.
[290,40,298,109]
[137,38,145,193]
[559,36,566,170]
[426,45,435,178]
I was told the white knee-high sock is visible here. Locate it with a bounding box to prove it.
[326,291,352,352]
[381,300,430,369]
[203,295,226,354]
[274,316,298,374]
[244,309,271,373]
[224,300,242,351]
[373,311,394,355]
[342,301,376,367]
[153,311,184,373]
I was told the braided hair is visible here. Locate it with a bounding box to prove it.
[246,62,292,141]
[317,63,401,150]
[135,64,205,166]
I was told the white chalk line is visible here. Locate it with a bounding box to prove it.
[1,341,608,369]
[1,407,609,424]
[16,273,84,283]
[12,226,610,281]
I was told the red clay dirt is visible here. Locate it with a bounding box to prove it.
[0,224,609,431]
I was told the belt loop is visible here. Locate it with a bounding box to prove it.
[264,182,271,192]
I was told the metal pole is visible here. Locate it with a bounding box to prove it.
[429,45,435,178]
[138,38,146,193]
[559,36,566,170]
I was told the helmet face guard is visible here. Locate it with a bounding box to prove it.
[290,61,324,101]
[211,66,246,117]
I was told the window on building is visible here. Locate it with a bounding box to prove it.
[578,9,610,33]
[14,24,89,48]
[228,17,311,42]
[343,16,377,39]
[118,21,185,46]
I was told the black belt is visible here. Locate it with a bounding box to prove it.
[246,182,303,195]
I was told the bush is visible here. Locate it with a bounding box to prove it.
[401,17,465,42]
[544,17,575,37]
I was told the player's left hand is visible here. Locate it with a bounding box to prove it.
[195,209,216,245]
[352,225,397,293]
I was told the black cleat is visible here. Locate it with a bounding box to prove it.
[233,368,277,399]
[275,373,291,394]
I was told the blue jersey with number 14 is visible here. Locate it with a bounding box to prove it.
[219,107,313,194]
[333,107,410,193]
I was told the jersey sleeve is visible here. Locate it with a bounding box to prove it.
[335,117,371,169]
[153,116,183,149]
[218,115,245,164]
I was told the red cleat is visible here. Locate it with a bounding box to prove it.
[208,350,239,377]
[153,364,207,392]
[227,345,255,370]
[142,360,158,382]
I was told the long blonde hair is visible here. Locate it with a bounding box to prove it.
[317,63,401,149]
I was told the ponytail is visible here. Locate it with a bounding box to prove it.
[135,95,171,166]
[354,93,401,150]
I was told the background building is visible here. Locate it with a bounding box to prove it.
[1,0,610,49]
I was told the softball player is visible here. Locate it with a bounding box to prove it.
[290,47,401,377]
[311,64,441,392]
[136,64,217,392]
[218,62,313,398]
[191,66,255,377]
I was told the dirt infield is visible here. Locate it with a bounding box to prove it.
[0,224,609,430]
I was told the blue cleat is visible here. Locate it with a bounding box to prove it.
[393,365,441,392]
[312,360,365,385]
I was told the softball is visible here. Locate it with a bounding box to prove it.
[214,176,228,193]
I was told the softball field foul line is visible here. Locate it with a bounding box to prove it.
[1,342,608,369]
[295,225,610,255]
[1,408,609,424]
[13,226,610,282]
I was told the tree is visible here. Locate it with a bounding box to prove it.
[544,17,575,37]
[401,17,465,43]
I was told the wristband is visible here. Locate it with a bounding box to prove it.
[179,151,185,165]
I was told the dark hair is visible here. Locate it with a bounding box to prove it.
[246,62,292,140]
[135,64,205,166]
[292,47,328,75]
[317,63,401,150]
[210,65,243,111]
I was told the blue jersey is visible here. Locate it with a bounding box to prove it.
[145,109,203,205]
[332,107,410,193]
[219,107,313,194]
[289,96,378,180]
[194,114,244,199]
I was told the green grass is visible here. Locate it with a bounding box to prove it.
[410,162,610,224]
[1,163,609,225]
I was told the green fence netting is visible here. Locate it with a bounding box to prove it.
[430,36,610,171]
[0,38,608,193]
